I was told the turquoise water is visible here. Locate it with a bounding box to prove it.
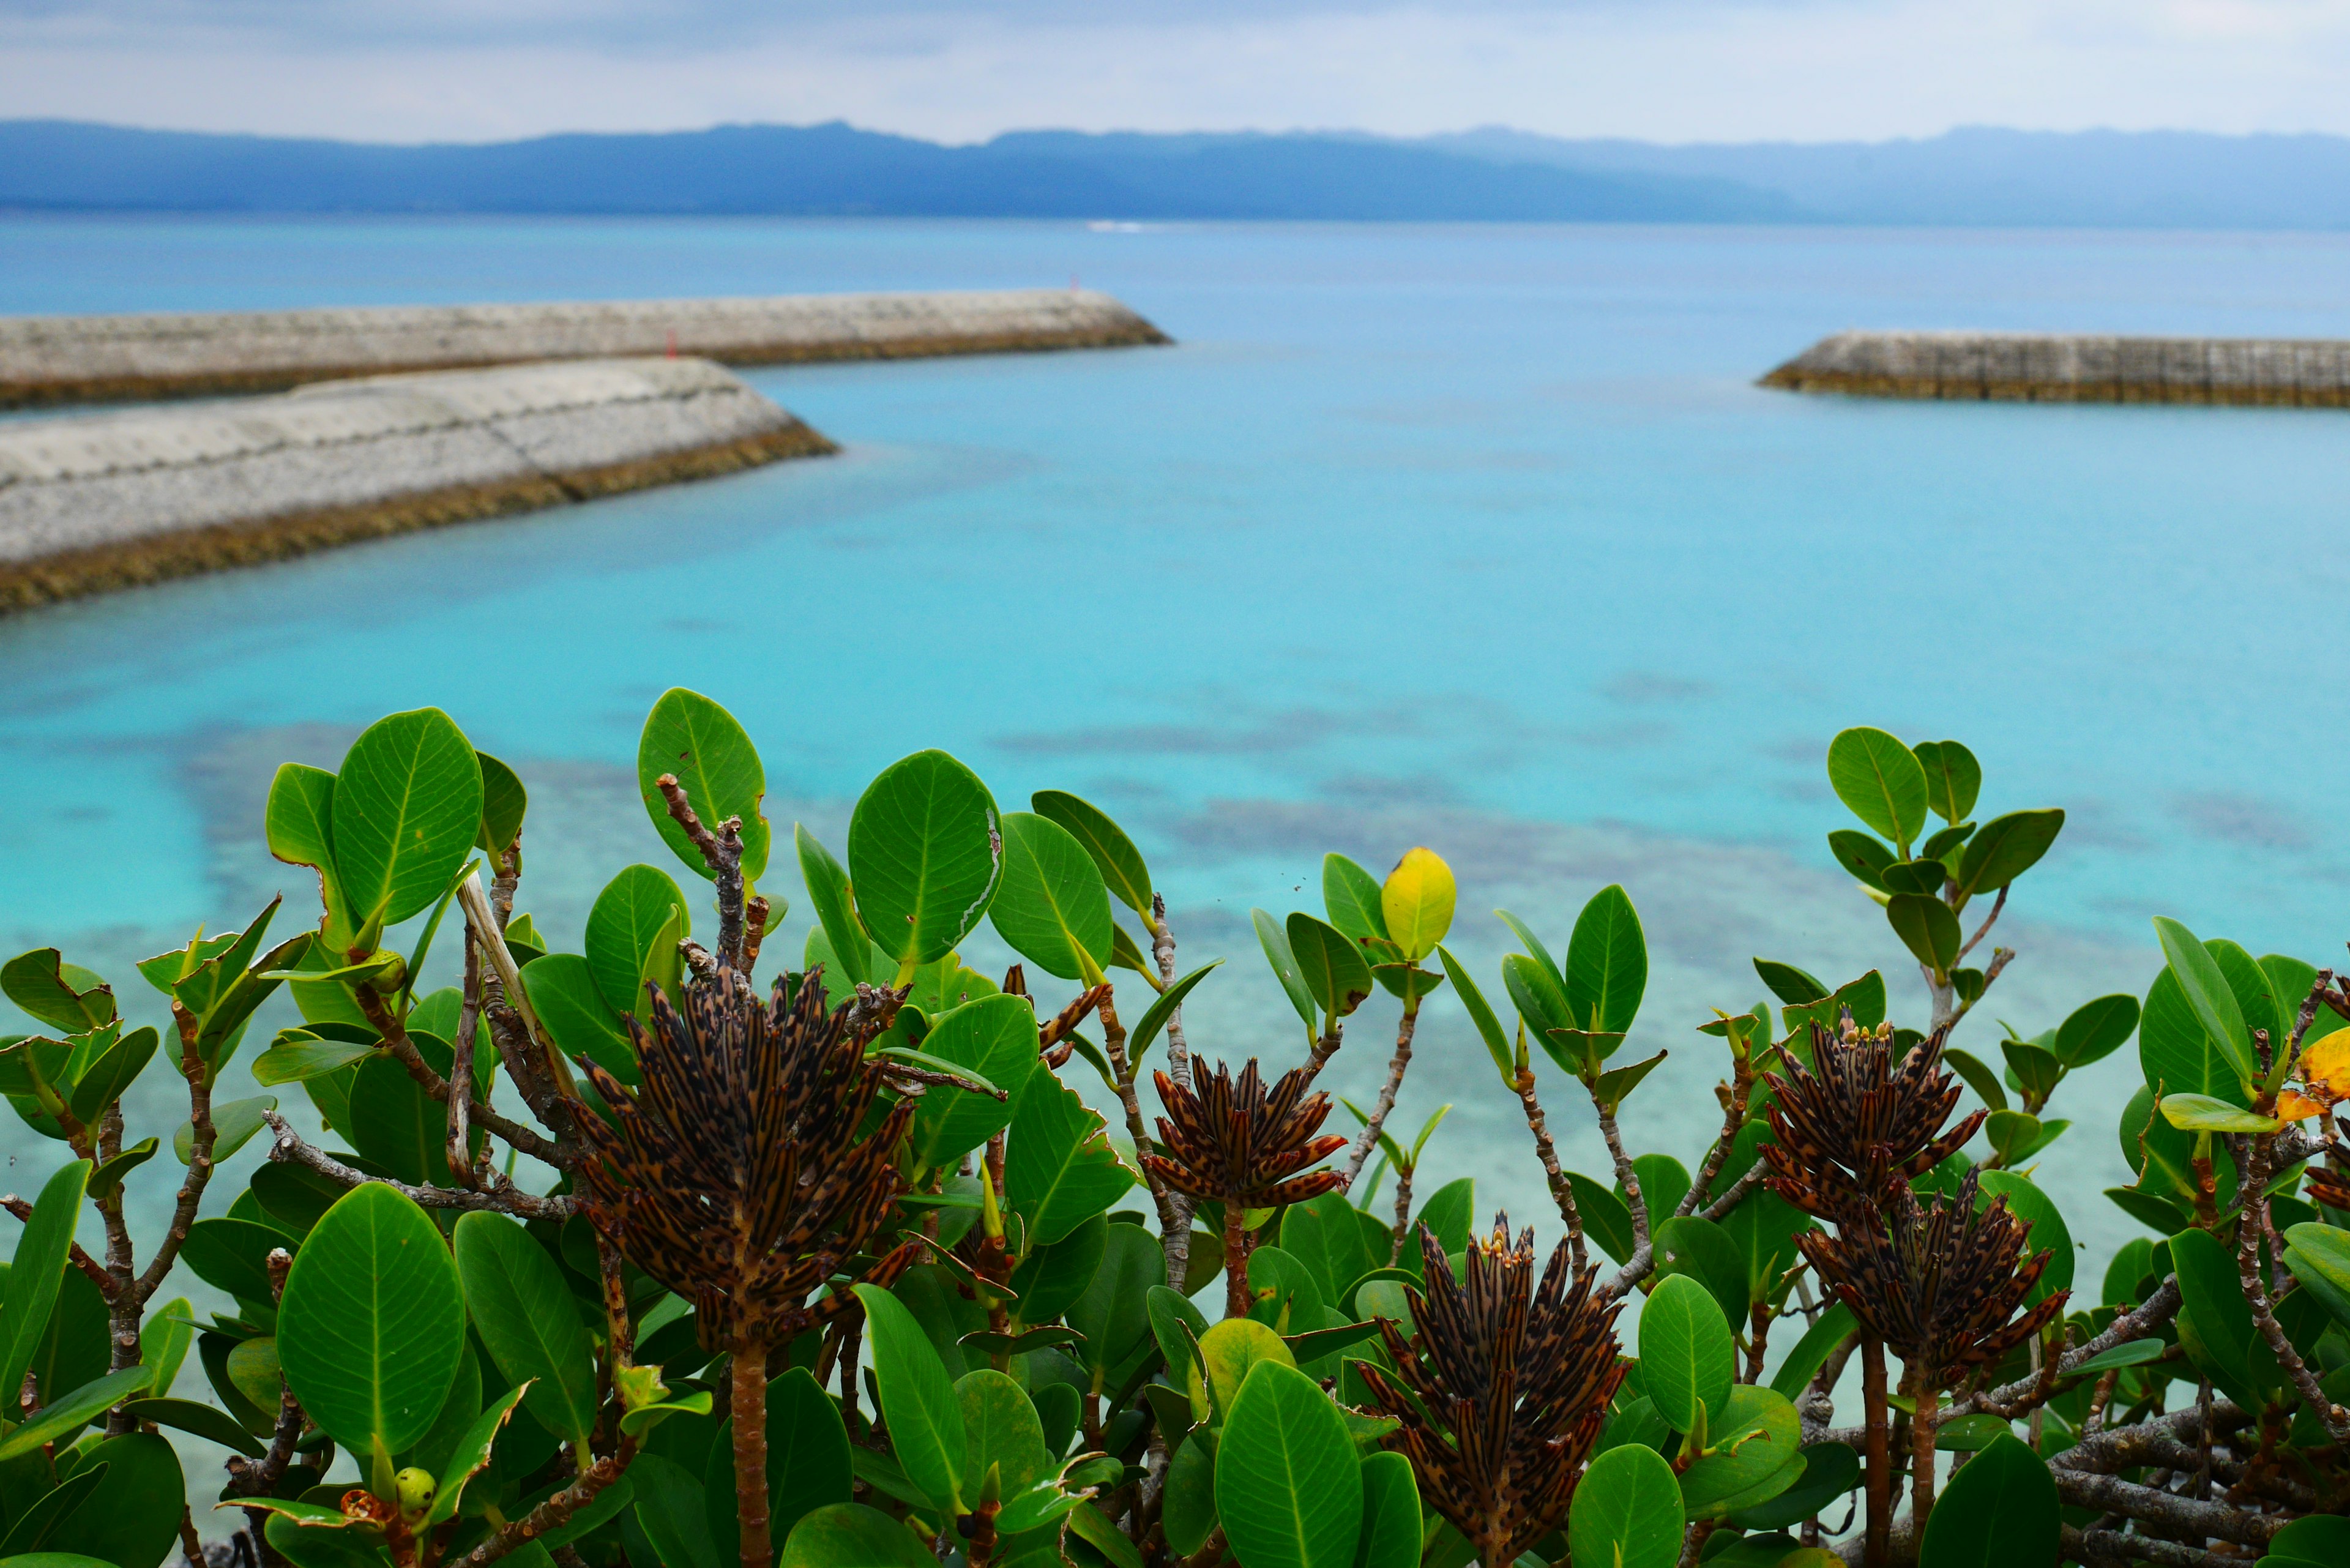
[4,215,2349,1290]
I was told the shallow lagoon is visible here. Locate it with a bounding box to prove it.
[4,214,2348,1291]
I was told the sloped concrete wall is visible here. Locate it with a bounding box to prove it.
[0,356,832,611]
[1761,330,2350,406]
[0,288,1171,408]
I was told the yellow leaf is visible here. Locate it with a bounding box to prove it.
[1379,847,1457,963]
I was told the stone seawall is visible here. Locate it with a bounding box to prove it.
[1761,330,2350,406]
[0,288,1171,408]
[0,357,832,611]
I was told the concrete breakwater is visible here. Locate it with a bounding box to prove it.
[0,357,831,612]
[0,288,1170,408]
[1761,330,2350,406]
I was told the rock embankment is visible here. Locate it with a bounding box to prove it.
[0,288,1170,408]
[1761,330,2350,406]
[0,356,830,611]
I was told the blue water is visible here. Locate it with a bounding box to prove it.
[5,214,2350,1296]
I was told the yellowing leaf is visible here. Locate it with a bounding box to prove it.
[1378,847,1456,963]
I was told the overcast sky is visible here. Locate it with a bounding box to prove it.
[5,1,2350,145]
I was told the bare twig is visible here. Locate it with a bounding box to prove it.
[1956,884,2007,962]
[354,980,570,1170]
[653,774,746,969]
[261,1113,576,1220]
[1149,894,1198,1304]
[447,930,482,1189]
[1510,1067,1587,1273]
[454,1438,637,1568]
[1,1195,118,1297]
[133,1004,220,1304]
[1597,1102,1651,1302]
[1340,1003,1419,1189]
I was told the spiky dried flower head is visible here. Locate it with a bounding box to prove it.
[1354,1215,1626,1567]
[1761,1014,1983,1218]
[1797,1170,2066,1391]
[577,966,917,1352]
[1141,1058,1348,1209]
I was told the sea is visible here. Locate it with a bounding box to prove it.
[3,214,2349,1355]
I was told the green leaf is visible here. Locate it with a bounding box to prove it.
[0,1159,89,1406]
[140,1296,194,1397]
[2269,1516,2350,1568]
[520,954,637,1087]
[424,1384,528,1529]
[277,1183,467,1458]
[2156,1093,2277,1134]
[1031,791,1154,920]
[1128,960,1219,1069]
[181,1219,291,1306]
[266,762,354,941]
[1253,910,1319,1036]
[0,1463,111,1556]
[796,826,870,990]
[1917,1435,2056,1568]
[1770,1305,1857,1402]
[632,1454,719,1568]
[1826,727,1930,853]
[639,689,770,884]
[1280,1192,1381,1312]
[906,994,1038,1171]
[1716,1185,1813,1309]
[253,1030,378,1088]
[1007,1213,1106,1325]
[2054,995,2139,1069]
[1163,1432,1218,1557]
[30,1428,182,1568]
[1942,1047,2007,1113]
[0,1365,152,1462]
[2153,917,2256,1087]
[1953,810,2064,900]
[2068,1338,2166,1376]
[709,1367,851,1562]
[1567,1174,1636,1266]
[1678,1385,1801,1517]
[1,952,115,1036]
[1564,884,1647,1036]
[474,751,528,854]
[992,813,1114,982]
[1190,1318,1295,1424]
[957,1368,1054,1502]
[1567,1444,1683,1568]
[1146,1286,1211,1392]
[850,750,1002,977]
[1067,1223,1163,1382]
[1650,1217,1747,1331]
[1825,831,1895,892]
[1636,1274,1734,1436]
[1972,1172,2072,1305]
[853,1283,967,1514]
[1007,1077,1134,1245]
[778,1504,933,1568]
[2138,968,2247,1110]
[1320,856,1389,944]
[586,865,691,1020]
[1352,1450,1419,1568]
[1594,1050,1666,1113]
[2283,1224,2350,1330]
[453,1213,598,1450]
[1216,1362,1362,1568]
[1998,1039,2064,1107]
[1752,960,1828,1006]
[65,1025,154,1126]
[332,708,485,927]
[1286,913,1373,1026]
[2171,1225,2275,1409]
[1434,946,1513,1088]
[346,1048,462,1186]
[1884,892,1961,975]
[118,1395,268,1457]
[1723,1442,1858,1533]
[1912,740,1982,824]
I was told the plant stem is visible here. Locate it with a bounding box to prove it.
[1510,1068,1586,1273]
[1223,1200,1253,1320]
[731,1343,771,1568]
[1338,999,1419,1189]
[1909,1367,1939,1537]
[1861,1335,1891,1568]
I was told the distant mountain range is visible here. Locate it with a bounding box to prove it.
[4,119,2348,229]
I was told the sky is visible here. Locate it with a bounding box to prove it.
[4,1,2350,145]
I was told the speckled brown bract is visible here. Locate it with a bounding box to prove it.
[1760,1017,1983,1219]
[1799,1171,2067,1391]
[1141,1058,1349,1210]
[1354,1217,1626,1567]
[576,966,916,1352]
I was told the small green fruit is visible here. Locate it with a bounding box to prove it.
[394,1466,436,1520]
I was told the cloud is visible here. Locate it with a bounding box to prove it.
[5,1,2350,143]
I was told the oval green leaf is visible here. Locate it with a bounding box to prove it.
[1031,791,1154,921]
[991,812,1114,982]
[639,689,770,884]
[1636,1272,1734,1436]
[1916,1433,2056,1568]
[849,750,1001,976]
[1215,1361,1362,1568]
[452,1212,598,1450]
[1568,1443,1683,1568]
[852,1283,966,1515]
[1564,884,1646,1036]
[586,865,691,1020]
[332,708,484,927]
[277,1182,466,1458]
[1826,728,1929,853]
